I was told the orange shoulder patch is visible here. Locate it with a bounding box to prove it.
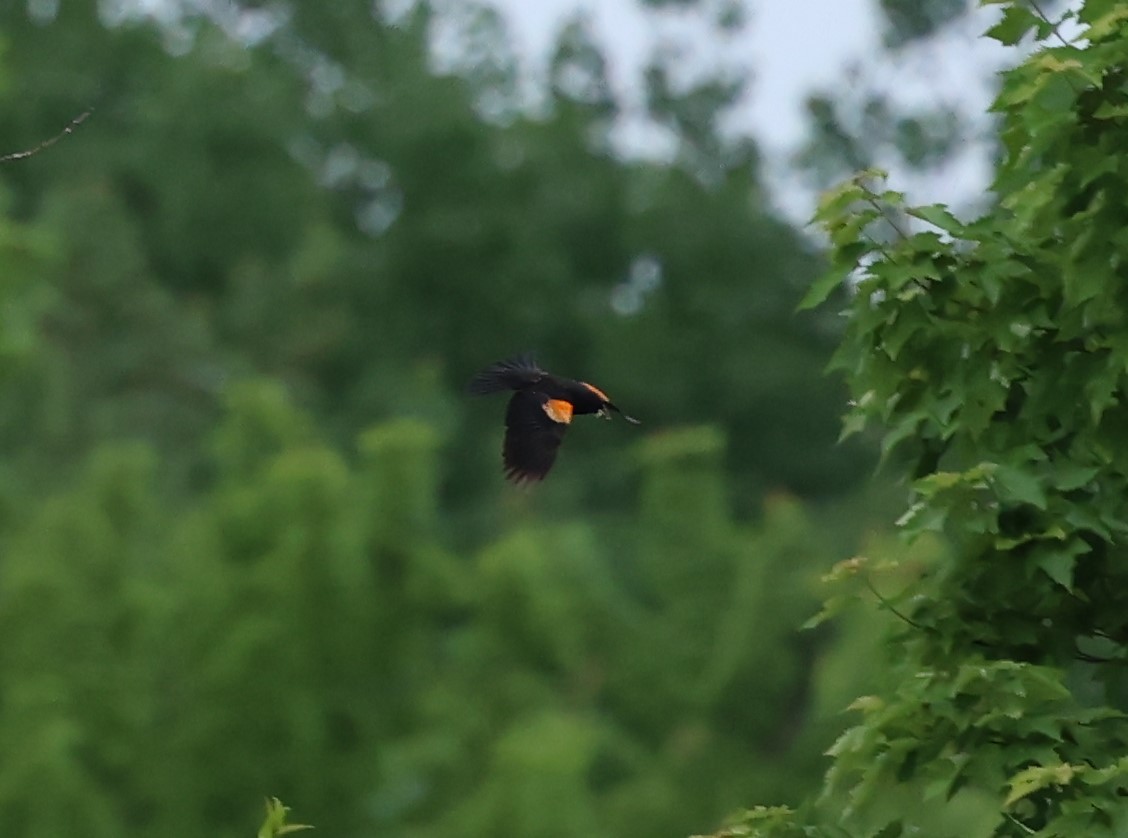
[543,398,574,424]
[581,382,609,401]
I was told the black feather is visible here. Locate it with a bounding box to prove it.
[502,390,567,482]
[467,353,545,395]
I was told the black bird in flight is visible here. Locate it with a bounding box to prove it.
[468,355,641,483]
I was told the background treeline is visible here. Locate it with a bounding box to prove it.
[0,1,976,836]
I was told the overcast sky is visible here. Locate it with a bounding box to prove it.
[484,0,878,146]
[477,0,1011,218]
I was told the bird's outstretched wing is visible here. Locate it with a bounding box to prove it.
[467,354,544,395]
[502,390,570,482]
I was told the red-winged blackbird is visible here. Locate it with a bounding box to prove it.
[469,354,640,483]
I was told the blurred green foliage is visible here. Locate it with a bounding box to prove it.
[0,1,892,837]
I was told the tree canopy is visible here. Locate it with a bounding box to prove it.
[0,1,884,836]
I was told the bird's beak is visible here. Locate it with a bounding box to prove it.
[606,403,641,425]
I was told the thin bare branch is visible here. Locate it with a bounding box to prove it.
[0,107,94,163]
[1028,0,1070,48]
[862,574,928,632]
[864,195,911,241]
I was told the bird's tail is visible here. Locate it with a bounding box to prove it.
[467,354,544,395]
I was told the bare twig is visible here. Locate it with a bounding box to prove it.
[0,107,94,163]
[1005,812,1037,835]
[862,230,931,293]
[862,574,929,632]
[864,195,911,241]
[1028,0,1071,48]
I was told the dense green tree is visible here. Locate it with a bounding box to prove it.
[727,0,1128,834]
